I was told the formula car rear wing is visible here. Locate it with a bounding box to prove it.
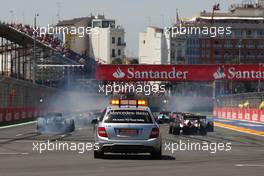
[183,115,206,120]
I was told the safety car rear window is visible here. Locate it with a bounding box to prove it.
[104,110,153,123]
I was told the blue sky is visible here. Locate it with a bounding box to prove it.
[0,0,242,57]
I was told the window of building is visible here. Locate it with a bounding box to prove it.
[215,50,219,55]
[257,30,264,37]
[118,37,122,45]
[102,21,115,28]
[118,49,121,56]
[247,40,254,48]
[171,51,175,58]
[92,21,102,28]
[246,30,253,37]
[177,49,182,57]
[247,50,253,56]
[112,49,116,57]
[235,30,243,38]
[112,37,115,44]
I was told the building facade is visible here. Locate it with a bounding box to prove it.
[57,15,126,64]
[57,17,93,55]
[89,17,126,64]
[168,1,264,97]
[139,26,170,64]
[171,1,264,65]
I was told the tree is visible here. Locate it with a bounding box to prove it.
[130,59,139,64]
[111,58,123,64]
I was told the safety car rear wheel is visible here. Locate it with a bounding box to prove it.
[151,147,162,159]
[94,150,104,159]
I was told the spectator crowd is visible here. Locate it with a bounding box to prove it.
[8,22,65,52]
[0,21,94,65]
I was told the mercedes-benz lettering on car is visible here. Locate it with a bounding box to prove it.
[92,99,162,159]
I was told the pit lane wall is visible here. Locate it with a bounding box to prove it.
[0,76,57,126]
[213,108,264,124]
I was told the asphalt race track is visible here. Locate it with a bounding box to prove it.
[0,122,263,176]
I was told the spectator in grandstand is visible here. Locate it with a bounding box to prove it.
[259,101,264,109]
[238,101,250,108]
[4,22,91,66]
[238,103,243,108]
[244,101,250,108]
[8,23,65,53]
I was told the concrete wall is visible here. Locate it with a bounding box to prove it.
[0,76,58,126]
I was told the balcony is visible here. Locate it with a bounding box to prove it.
[117,42,126,47]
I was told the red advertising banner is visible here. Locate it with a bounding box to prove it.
[96,64,264,81]
[214,107,264,124]
[0,107,48,126]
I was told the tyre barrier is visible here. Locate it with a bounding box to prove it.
[213,107,264,124]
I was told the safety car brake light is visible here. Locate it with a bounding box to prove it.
[149,127,159,139]
[98,127,108,137]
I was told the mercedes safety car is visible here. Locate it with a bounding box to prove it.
[92,99,162,159]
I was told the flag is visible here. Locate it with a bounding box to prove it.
[213,3,220,11]
[176,9,181,24]
[176,10,180,23]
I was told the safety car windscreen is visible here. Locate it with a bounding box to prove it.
[104,110,153,123]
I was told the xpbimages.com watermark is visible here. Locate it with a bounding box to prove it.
[32,140,99,154]
[98,82,166,95]
[165,24,232,38]
[32,140,232,154]
[164,140,232,154]
[33,24,100,37]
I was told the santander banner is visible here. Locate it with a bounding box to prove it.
[96,64,264,81]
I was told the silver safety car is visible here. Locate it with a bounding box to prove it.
[92,99,162,159]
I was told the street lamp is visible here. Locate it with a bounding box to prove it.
[9,10,14,23]
[238,39,242,64]
[32,13,39,84]
[211,4,220,100]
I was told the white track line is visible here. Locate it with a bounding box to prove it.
[0,121,36,130]
[235,164,264,167]
[0,152,29,155]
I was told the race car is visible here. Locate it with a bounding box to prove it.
[63,110,104,129]
[157,111,170,124]
[36,112,75,134]
[169,113,214,136]
[71,112,92,128]
[92,99,162,159]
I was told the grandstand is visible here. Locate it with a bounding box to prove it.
[0,21,96,88]
[215,91,264,109]
[0,20,98,125]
